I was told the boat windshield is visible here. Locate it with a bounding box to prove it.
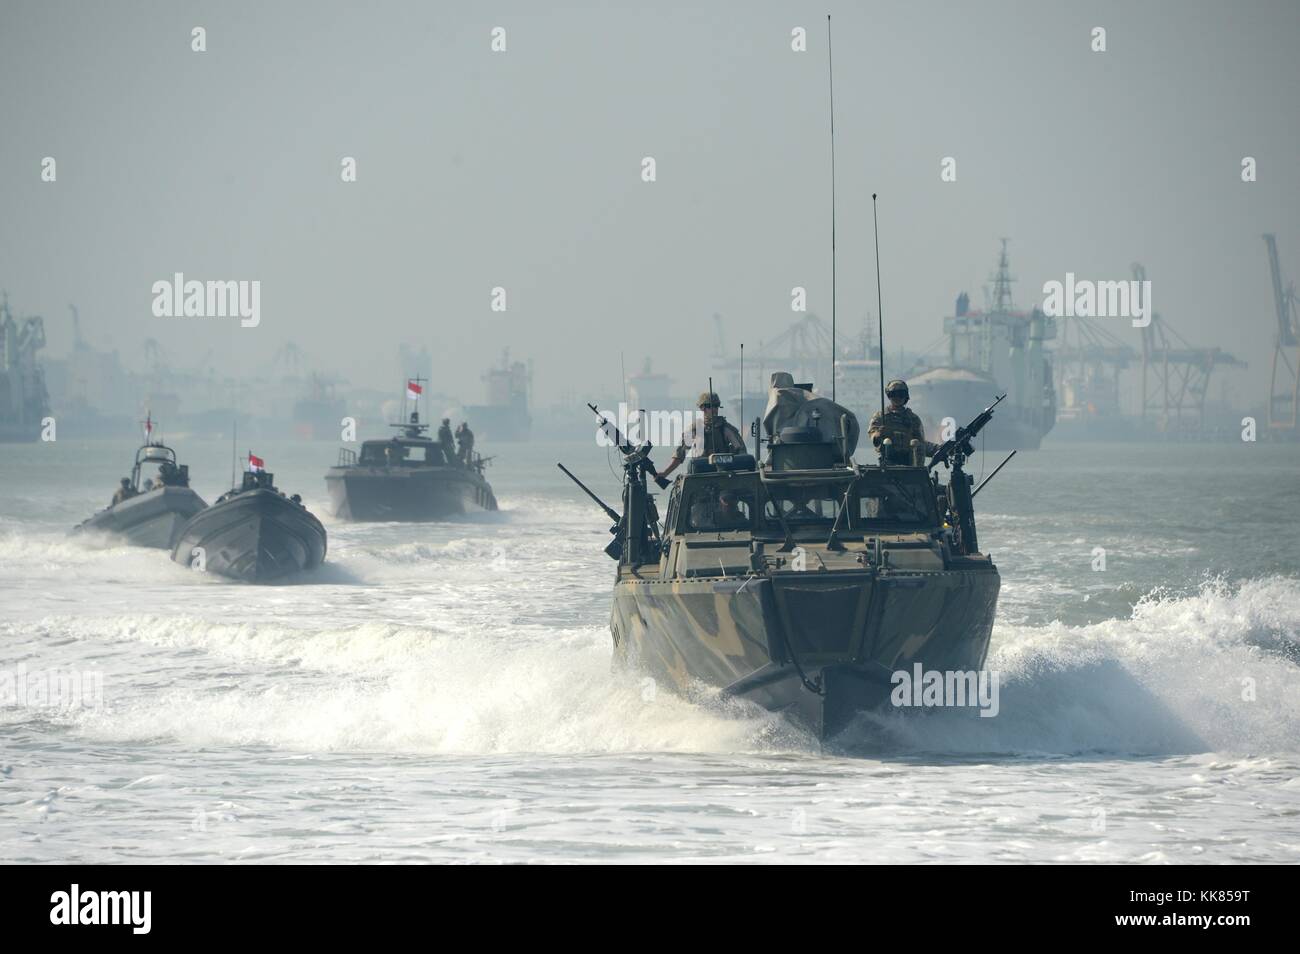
[676,475,759,533]
[131,445,187,490]
[762,485,844,527]
[854,470,937,529]
[359,440,444,466]
[758,471,937,535]
[686,486,756,531]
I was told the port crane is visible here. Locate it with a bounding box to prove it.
[1133,263,1245,434]
[1263,234,1299,433]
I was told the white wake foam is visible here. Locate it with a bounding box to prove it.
[12,574,1299,758]
[857,576,1300,756]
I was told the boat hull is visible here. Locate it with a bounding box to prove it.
[612,565,1000,738]
[324,465,497,521]
[171,490,327,583]
[73,486,208,549]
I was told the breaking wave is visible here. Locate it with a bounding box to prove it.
[852,576,1300,756]
[6,563,1298,758]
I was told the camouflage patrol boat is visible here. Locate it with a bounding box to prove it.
[325,381,497,521]
[561,375,1005,739]
[73,427,206,549]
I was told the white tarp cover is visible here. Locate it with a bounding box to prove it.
[762,372,860,457]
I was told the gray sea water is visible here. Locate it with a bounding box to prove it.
[1,436,1298,863]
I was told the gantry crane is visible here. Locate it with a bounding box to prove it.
[1263,234,1299,433]
[1134,263,1245,433]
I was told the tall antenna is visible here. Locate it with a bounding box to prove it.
[872,193,886,414]
[827,13,837,403]
[739,343,744,444]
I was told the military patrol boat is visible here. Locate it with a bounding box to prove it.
[171,454,326,583]
[561,375,1004,739]
[73,423,206,548]
[325,380,497,521]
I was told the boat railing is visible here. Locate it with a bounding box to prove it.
[337,447,358,466]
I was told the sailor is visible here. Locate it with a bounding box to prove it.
[141,477,156,492]
[714,489,751,529]
[868,379,937,464]
[455,422,475,464]
[438,417,456,465]
[659,392,746,479]
[111,477,135,506]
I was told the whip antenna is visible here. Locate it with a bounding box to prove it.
[873,193,886,414]
[827,14,837,403]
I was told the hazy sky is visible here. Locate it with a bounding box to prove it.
[2,0,1297,406]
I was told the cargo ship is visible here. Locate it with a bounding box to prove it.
[906,242,1056,450]
[463,350,531,442]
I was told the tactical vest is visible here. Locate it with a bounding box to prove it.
[698,417,741,455]
[871,407,925,461]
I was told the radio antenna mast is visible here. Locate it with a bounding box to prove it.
[873,193,886,414]
[827,13,837,403]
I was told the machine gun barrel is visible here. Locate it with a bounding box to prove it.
[557,463,621,524]
[588,402,670,488]
[928,393,1007,470]
[588,402,634,454]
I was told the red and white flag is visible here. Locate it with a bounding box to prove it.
[143,412,153,441]
[248,452,265,473]
[407,380,423,401]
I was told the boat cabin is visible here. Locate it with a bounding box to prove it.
[665,464,940,541]
[356,437,453,467]
[131,442,190,492]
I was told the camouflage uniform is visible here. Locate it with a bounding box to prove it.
[438,420,456,465]
[868,380,937,463]
[673,416,746,462]
[661,392,747,480]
